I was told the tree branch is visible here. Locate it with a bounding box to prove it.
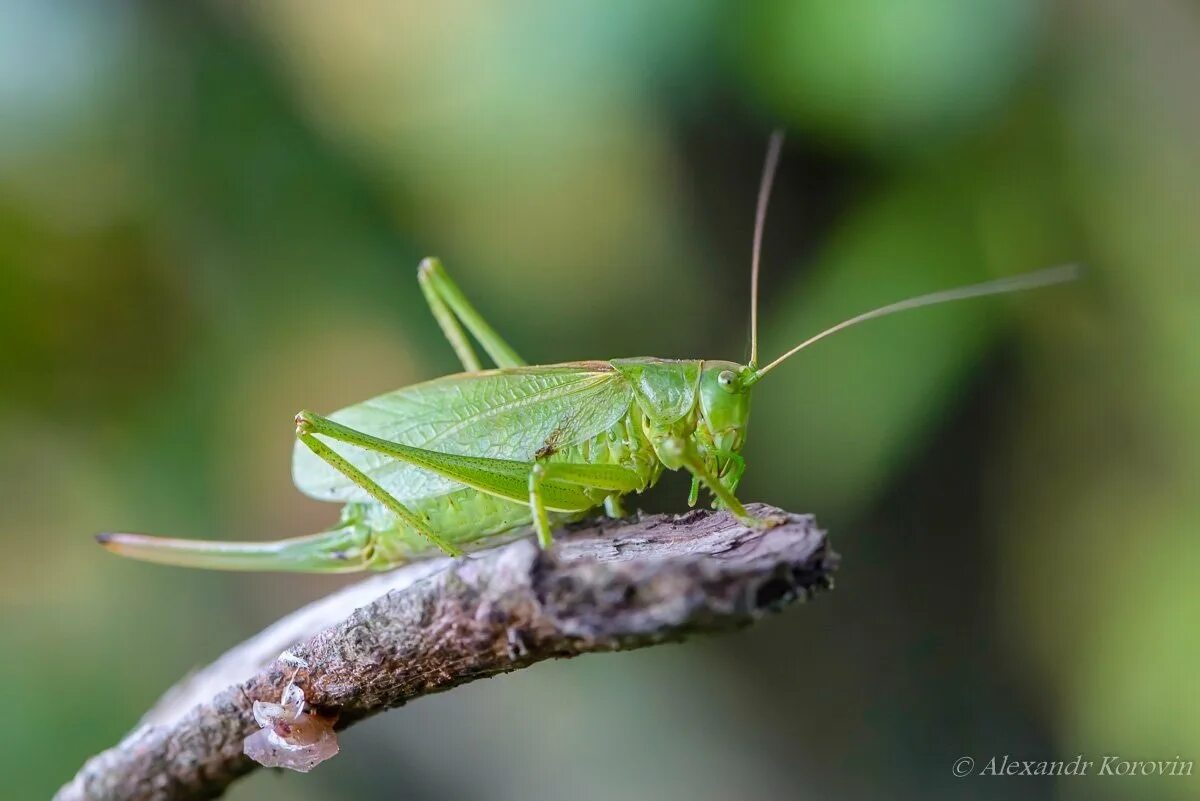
[57,504,837,801]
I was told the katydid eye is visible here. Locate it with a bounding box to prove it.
[717,370,737,391]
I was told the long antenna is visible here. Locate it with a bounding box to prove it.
[745,263,1080,384]
[749,129,785,367]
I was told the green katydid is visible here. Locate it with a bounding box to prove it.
[98,133,1078,572]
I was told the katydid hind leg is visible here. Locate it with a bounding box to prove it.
[296,429,464,556]
[298,410,644,551]
[417,258,526,369]
[418,258,483,372]
[295,411,599,512]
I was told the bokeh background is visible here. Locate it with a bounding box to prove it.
[3,1,1197,799]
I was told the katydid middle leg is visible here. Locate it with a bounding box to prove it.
[604,494,628,519]
[527,461,643,548]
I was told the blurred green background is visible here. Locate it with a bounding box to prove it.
[3,1,1197,799]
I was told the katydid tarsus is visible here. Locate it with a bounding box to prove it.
[98,132,1079,572]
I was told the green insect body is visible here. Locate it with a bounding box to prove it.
[99,134,1078,573]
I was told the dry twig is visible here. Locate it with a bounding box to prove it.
[57,504,837,801]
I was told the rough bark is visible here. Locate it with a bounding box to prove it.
[57,505,837,801]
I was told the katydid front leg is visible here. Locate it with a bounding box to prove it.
[689,451,746,508]
[659,436,782,529]
[720,451,746,494]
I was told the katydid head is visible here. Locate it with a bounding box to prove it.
[697,360,755,454]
